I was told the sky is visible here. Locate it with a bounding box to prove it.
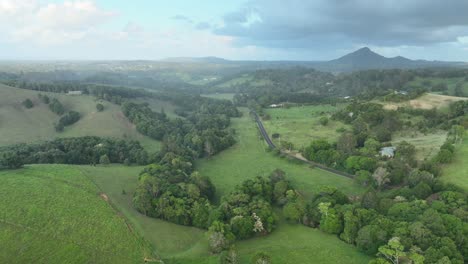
[1,0,468,61]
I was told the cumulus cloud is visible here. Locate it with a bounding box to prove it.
[0,0,115,45]
[214,0,468,49]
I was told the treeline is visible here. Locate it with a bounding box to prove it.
[4,80,154,104]
[0,137,149,169]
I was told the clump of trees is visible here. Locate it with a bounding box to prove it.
[22,99,34,109]
[55,111,81,132]
[0,136,149,168]
[96,103,104,112]
[49,98,65,115]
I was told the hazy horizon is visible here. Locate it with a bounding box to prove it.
[2,1,468,61]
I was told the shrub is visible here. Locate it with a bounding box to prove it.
[22,99,34,109]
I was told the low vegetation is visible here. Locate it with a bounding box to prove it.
[0,165,155,263]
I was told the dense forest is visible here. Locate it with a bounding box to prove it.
[0,137,149,168]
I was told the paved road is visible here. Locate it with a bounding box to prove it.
[251,110,354,179]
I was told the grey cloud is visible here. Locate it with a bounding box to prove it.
[195,22,211,30]
[214,0,468,49]
[171,15,193,23]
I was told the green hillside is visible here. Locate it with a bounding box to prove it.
[0,84,161,152]
[0,165,155,263]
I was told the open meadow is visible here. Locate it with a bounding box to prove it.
[442,136,468,190]
[0,164,155,263]
[0,84,161,152]
[261,104,349,150]
[382,93,468,111]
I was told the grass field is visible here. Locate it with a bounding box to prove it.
[262,104,349,150]
[382,93,468,111]
[80,165,209,260]
[442,136,468,190]
[201,93,236,101]
[392,130,447,161]
[84,161,369,264]
[0,164,154,263]
[197,107,361,199]
[0,84,161,152]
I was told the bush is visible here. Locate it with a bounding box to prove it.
[22,99,34,109]
[99,154,110,165]
[96,103,104,112]
[319,116,329,126]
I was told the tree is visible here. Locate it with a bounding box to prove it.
[96,103,104,112]
[372,167,390,189]
[338,133,357,155]
[0,151,24,169]
[99,154,110,165]
[209,231,228,254]
[319,116,329,126]
[435,149,454,164]
[377,237,406,264]
[356,225,388,255]
[22,98,34,109]
[251,252,271,264]
[220,247,239,264]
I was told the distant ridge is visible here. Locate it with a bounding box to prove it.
[161,56,229,63]
[319,47,462,71]
[157,47,465,71]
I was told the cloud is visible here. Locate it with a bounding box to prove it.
[214,0,468,49]
[171,15,193,24]
[0,0,115,45]
[195,22,212,30]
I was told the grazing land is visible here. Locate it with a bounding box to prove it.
[83,161,368,264]
[261,104,350,150]
[407,76,468,96]
[197,108,362,199]
[201,93,236,101]
[0,84,161,152]
[382,93,468,110]
[392,130,448,161]
[0,164,154,263]
[442,136,468,190]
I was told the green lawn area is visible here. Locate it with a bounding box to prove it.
[197,107,361,199]
[392,130,447,162]
[0,84,161,153]
[80,165,209,260]
[442,136,468,190]
[235,216,371,264]
[262,104,349,150]
[0,164,154,263]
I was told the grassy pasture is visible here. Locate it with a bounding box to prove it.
[197,107,361,199]
[85,161,368,264]
[0,164,154,263]
[0,84,161,152]
[201,93,236,101]
[392,130,447,162]
[382,93,468,111]
[442,136,468,190]
[262,104,349,150]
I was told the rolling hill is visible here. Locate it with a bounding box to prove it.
[0,84,161,152]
